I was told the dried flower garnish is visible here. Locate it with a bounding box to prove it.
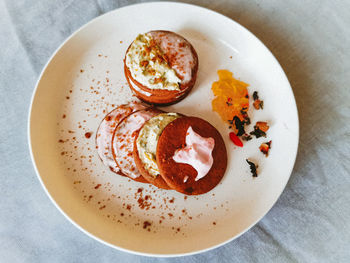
[212,70,249,134]
[241,133,252,141]
[252,91,264,110]
[229,132,243,147]
[246,159,258,177]
[253,100,264,110]
[256,121,269,132]
[250,127,265,138]
[233,116,245,136]
[240,107,251,125]
[260,140,272,157]
[250,121,269,138]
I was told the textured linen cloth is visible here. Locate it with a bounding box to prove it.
[1,0,349,262]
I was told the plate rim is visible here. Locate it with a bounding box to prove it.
[28,1,299,257]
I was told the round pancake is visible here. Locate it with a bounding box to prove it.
[95,101,146,175]
[125,65,194,105]
[112,108,162,183]
[156,117,227,195]
[124,30,198,105]
[133,113,181,189]
[133,131,170,189]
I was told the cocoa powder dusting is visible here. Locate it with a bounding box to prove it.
[135,188,152,210]
[85,132,92,139]
[143,221,151,230]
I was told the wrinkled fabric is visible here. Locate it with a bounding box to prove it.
[0,0,349,262]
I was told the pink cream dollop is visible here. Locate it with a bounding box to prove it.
[172,126,215,181]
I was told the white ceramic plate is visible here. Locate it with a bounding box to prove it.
[28,2,298,257]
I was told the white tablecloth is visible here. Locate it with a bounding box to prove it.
[1,0,349,262]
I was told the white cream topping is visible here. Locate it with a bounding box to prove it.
[149,31,195,85]
[128,75,152,96]
[136,113,180,177]
[173,126,215,181]
[125,33,181,91]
